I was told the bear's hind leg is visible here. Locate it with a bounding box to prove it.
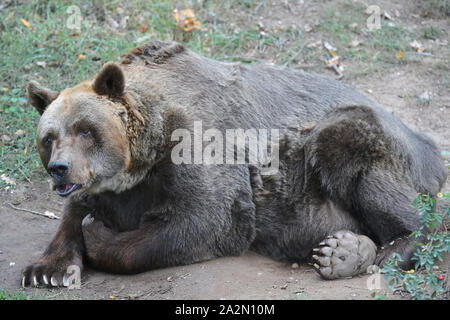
[312,230,377,280]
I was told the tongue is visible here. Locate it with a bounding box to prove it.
[58,184,74,193]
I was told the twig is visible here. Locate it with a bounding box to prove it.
[7,203,61,220]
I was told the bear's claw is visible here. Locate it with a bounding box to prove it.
[312,230,377,280]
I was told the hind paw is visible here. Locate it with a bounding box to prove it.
[312,230,376,280]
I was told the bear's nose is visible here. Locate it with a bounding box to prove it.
[48,160,70,180]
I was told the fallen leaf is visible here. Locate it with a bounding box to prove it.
[14,129,25,136]
[349,39,360,48]
[382,11,393,21]
[173,8,201,32]
[20,18,32,30]
[323,41,337,56]
[325,56,340,66]
[1,174,16,185]
[76,54,86,62]
[410,40,424,52]
[349,23,358,30]
[307,40,322,49]
[137,24,149,33]
[69,32,79,37]
[36,61,46,68]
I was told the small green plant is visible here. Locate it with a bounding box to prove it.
[382,192,450,300]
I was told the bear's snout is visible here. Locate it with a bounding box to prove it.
[48,159,70,180]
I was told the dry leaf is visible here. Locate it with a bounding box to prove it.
[349,39,360,48]
[69,32,79,37]
[307,40,322,49]
[76,54,86,62]
[15,129,25,136]
[410,40,424,53]
[323,41,337,57]
[20,18,32,30]
[325,56,340,66]
[382,11,393,21]
[36,61,46,68]
[1,174,16,185]
[137,24,149,33]
[173,8,201,32]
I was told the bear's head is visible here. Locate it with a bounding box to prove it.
[27,62,145,197]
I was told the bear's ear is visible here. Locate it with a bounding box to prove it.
[93,62,125,97]
[27,81,59,115]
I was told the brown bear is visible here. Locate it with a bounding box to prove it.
[23,41,446,286]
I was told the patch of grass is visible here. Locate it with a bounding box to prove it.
[0,0,308,188]
[314,0,421,78]
[0,288,27,300]
[0,88,42,188]
[423,26,442,40]
[416,0,450,18]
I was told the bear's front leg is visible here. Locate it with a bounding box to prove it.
[22,203,88,287]
[81,212,220,274]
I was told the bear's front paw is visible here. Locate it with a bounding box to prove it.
[22,254,83,288]
[82,214,115,262]
[311,230,377,280]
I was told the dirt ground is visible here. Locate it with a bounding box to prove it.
[0,0,449,300]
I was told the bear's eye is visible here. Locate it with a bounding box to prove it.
[43,136,53,146]
[79,129,91,137]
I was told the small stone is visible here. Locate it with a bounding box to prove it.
[291,263,299,269]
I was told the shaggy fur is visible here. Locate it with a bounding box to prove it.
[22,41,447,285]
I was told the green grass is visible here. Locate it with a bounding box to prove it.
[0,0,305,187]
[0,288,27,300]
[0,0,444,188]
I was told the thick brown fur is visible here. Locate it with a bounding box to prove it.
[22,41,447,285]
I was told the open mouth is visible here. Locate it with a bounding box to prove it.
[55,183,82,197]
